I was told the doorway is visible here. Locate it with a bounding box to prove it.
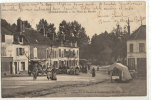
[10,62,13,74]
[14,62,17,74]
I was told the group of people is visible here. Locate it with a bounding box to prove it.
[31,62,96,80]
[32,64,57,81]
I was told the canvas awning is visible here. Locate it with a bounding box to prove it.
[108,63,132,81]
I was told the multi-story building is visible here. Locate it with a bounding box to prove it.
[127,25,146,77]
[46,42,79,68]
[1,18,79,75]
[1,27,30,75]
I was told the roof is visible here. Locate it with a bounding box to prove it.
[1,27,13,35]
[129,25,146,40]
[21,29,53,45]
[1,27,78,48]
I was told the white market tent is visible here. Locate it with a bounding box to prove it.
[108,63,132,81]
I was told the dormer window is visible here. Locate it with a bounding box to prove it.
[19,36,23,42]
[19,36,23,44]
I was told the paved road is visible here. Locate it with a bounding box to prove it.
[2,71,109,97]
[42,79,147,97]
[2,69,146,97]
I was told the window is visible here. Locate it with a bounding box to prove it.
[139,43,145,52]
[16,48,24,56]
[73,50,75,57]
[1,47,6,56]
[59,49,61,57]
[130,44,133,52]
[19,48,24,55]
[2,35,5,42]
[128,58,135,70]
[52,50,54,58]
[55,51,56,58]
[33,47,37,58]
[21,62,25,71]
[69,49,71,58]
[62,51,64,58]
[64,49,66,57]
[77,50,79,57]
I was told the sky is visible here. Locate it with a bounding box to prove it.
[1,1,146,38]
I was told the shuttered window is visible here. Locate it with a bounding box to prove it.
[139,43,145,52]
[16,48,24,56]
[130,44,133,53]
[59,49,61,57]
[16,48,19,56]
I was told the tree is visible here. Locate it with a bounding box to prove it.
[58,20,70,42]
[1,19,17,32]
[11,23,17,32]
[36,19,56,40]
[58,20,89,46]
[47,23,56,40]
[58,20,90,59]
[36,19,48,36]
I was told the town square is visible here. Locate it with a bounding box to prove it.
[1,1,147,98]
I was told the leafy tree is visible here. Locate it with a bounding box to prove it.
[58,20,89,46]
[89,24,129,65]
[36,19,48,35]
[58,20,90,59]
[47,23,56,40]
[36,19,56,40]
[1,19,17,32]
[58,20,70,42]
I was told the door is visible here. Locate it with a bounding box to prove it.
[14,62,17,74]
[137,58,146,78]
[128,58,135,70]
[21,62,25,71]
[10,62,13,74]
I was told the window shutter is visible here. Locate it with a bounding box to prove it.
[34,47,37,58]
[22,48,25,55]
[16,48,19,56]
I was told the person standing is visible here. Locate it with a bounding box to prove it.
[32,63,38,80]
[97,66,99,71]
[92,67,96,77]
[51,66,57,80]
[46,66,51,80]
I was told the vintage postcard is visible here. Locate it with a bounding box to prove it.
[0,1,147,98]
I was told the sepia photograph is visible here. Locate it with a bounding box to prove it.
[0,1,147,98]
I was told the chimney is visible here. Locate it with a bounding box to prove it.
[127,18,130,36]
[17,18,22,33]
